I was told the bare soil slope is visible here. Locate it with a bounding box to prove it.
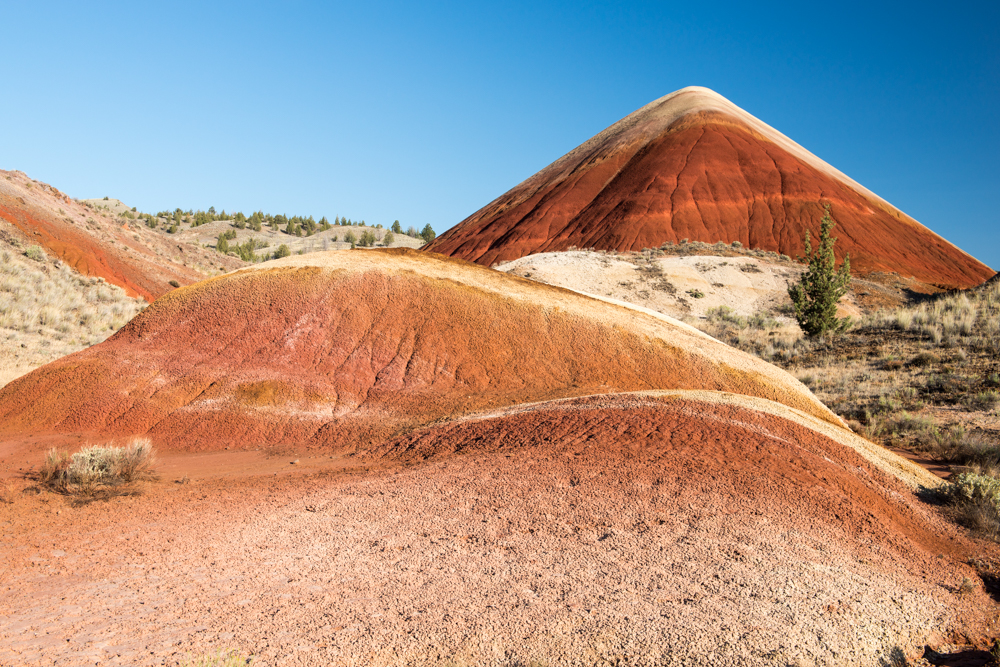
[1,393,993,666]
[0,170,243,301]
[0,248,839,454]
[425,87,993,289]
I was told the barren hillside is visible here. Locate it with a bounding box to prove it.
[426,87,993,289]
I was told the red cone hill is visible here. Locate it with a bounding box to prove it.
[425,87,993,289]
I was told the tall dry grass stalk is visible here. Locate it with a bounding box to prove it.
[872,280,1000,346]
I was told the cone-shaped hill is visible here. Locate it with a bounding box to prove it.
[0,248,839,452]
[425,87,993,289]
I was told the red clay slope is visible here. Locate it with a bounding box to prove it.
[425,87,993,289]
[376,393,956,561]
[366,393,992,661]
[0,170,243,300]
[0,248,839,452]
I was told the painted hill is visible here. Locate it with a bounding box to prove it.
[425,87,993,289]
[0,248,839,452]
[0,170,243,301]
[4,247,990,664]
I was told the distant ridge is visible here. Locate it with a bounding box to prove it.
[425,87,993,289]
[0,170,241,300]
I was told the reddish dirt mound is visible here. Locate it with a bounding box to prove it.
[0,170,242,300]
[0,249,838,453]
[425,87,993,289]
[3,393,992,665]
[377,393,954,558]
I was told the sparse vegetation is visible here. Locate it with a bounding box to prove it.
[946,472,1000,538]
[0,243,145,384]
[38,438,158,499]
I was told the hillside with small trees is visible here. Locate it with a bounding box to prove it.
[136,206,435,262]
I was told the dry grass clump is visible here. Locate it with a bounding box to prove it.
[873,280,1000,351]
[39,438,158,499]
[0,479,18,504]
[946,473,1000,539]
[698,305,801,362]
[866,411,967,456]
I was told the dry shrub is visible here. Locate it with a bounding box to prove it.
[947,473,1000,539]
[949,433,1000,476]
[909,351,939,367]
[0,479,18,504]
[967,390,1000,412]
[39,438,157,498]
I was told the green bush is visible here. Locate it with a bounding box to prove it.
[273,244,291,259]
[787,205,851,337]
[25,245,45,261]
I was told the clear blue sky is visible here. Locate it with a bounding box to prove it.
[3,1,997,271]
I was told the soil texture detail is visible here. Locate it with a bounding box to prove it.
[0,249,840,454]
[1,393,995,666]
[425,87,993,289]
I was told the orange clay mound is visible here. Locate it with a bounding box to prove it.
[0,170,243,300]
[425,87,993,289]
[0,248,840,453]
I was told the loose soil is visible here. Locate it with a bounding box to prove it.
[2,393,996,666]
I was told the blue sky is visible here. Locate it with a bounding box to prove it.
[3,1,997,270]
